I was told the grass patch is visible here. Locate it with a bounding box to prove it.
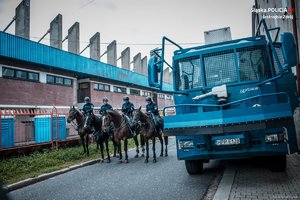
[0,138,141,185]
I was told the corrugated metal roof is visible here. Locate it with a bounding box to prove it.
[0,32,173,91]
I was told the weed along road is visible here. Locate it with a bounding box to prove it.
[7,137,221,200]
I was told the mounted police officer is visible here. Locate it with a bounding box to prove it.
[99,97,114,138]
[82,96,95,134]
[99,97,113,115]
[121,96,134,117]
[146,96,163,131]
[121,96,135,136]
[82,96,94,116]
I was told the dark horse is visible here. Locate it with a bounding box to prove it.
[102,110,145,163]
[67,106,91,156]
[132,107,168,163]
[85,114,117,163]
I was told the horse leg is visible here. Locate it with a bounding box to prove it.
[158,134,163,157]
[113,139,118,157]
[164,136,168,157]
[124,139,129,163]
[105,138,111,163]
[152,137,157,163]
[145,139,149,163]
[94,134,99,151]
[140,134,145,157]
[85,134,89,156]
[118,142,123,162]
[80,135,86,155]
[134,136,139,158]
[99,140,104,162]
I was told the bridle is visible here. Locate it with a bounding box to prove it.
[103,112,129,133]
[69,109,84,131]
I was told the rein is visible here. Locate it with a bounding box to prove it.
[105,112,129,134]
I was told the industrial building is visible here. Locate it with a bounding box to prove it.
[0,0,173,150]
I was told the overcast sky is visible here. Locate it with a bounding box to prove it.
[0,0,254,69]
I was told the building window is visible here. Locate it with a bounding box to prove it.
[94,83,110,91]
[166,95,173,100]
[130,89,140,96]
[2,68,14,78]
[46,75,72,87]
[158,94,165,99]
[113,86,126,93]
[15,70,27,79]
[64,78,72,86]
[141,91,151,97]
[55,77,64,85]
[28,72,39,81]
[2,67,39,82]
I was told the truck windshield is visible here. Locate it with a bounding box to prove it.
[174,45,272,91]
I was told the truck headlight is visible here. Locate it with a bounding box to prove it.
[265,133,285,143]
[165,108,176,116]
[178,139,194,149]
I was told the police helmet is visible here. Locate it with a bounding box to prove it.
[103,97,108,102]
[145,96,152,102]
[123,96,129,101]
[84,96,90,102]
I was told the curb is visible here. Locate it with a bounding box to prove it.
[3,158,101,192]
[213,167,236,200]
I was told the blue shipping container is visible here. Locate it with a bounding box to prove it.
[52,117,67,140]
[34,117,51,143]
[1,118,14,148]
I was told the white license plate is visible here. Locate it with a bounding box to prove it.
[215,138,240,146]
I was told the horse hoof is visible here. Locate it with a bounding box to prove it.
[125,159,129,163]
[165,153,168,157]
[99,159,104,163]
[113,154,116,157]
[141,153,145,157]
[144,159,148,163]
[134,154,139,158]
[119,160,122,163]
[160,154,163,157]
[107,159,111,163]
[153,159,157,163]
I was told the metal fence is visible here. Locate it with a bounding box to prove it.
[0,107,78,151]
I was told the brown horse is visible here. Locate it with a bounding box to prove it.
[102,110,145,163]
[67,106,91,156]
[132,107,168,163]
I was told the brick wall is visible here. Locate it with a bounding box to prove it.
[0,78,77,106]
[90,84,174,111]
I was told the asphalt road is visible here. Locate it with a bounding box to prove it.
[7,137,222,200]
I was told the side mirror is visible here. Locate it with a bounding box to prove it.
[281,32,298,68]
[148,56,160,88]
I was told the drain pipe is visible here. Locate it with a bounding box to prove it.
[291,0,300,97]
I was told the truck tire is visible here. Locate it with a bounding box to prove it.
[185,160,203,175]
[269,155,286,172]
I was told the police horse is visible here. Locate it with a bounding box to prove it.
[102,110,145,163]
[67,106,116,162]
[132,106,168,163]
[67,106,91,156]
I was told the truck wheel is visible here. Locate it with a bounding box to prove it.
[185,160,203,175]
[269,155,286,172]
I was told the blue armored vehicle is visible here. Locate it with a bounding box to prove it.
[148,19,299,174]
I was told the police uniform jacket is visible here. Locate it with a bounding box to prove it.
[122,102,134,115]
[146,102,159,115]
[99,104,113,114]
[83,103,94,115]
